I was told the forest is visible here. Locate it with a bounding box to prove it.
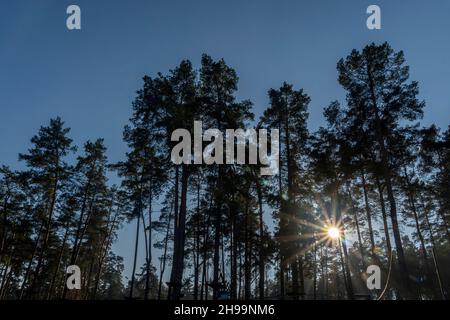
[0,42,449,300]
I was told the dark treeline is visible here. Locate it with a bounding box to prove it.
[0,43,449,300]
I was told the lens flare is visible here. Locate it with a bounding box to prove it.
[327,227,340,240]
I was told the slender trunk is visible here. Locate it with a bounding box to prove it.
[277,115,286,300]
[200,191,214,300]
[62,192,96,299]
[346,182,367,271]
[19,221,44,299]
[141,211,150,300]
[422,196,446,299]
[167,167,179,299]
[129,203,141,299]
[361,169,376,257]
[193,183,201,300]
[375,176,392,255]
[298,256,305,298]
[437,198,450,243]
[403,168,431,277]
[324,246,329,298]
[238,241,243,299]
[213,208,221,300]
[212,168,222,300]
[204,262,209,300]
[320,244,325,299]
[0,234,15,299]
[336,193,354,300]
[0,195,9,287]
[143,189,153,300]
[340,237,354,299]
[157,203,172,300]
[244,200,251,299]
[83,256,95,299]
[437,155,450,241]
[353,206,366,270]
[92,207,119,299]
[69,181,92,266]
[74,196,97,265]
[230,206,238,299]
[313,236,317,300]
[46,224,69,300]
[169,165,189,300]
[220,232,225,288]
[256,181,265,300]
[409,195,430,268]
[0,194,10,265]
[0,262,13,299]
[31,170,59,298]
[283,104,301,299]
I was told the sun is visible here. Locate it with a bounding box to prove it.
[327,226,341,240]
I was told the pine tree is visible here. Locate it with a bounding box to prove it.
[260,82,310,299]
[337,43,425,296]
[18,117,76,299]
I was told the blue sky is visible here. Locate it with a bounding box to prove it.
[1,0,449,282]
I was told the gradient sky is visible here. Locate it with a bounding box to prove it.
[1,0,449,282]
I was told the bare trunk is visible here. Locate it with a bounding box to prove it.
[422,196,446,299]
[46,224,69,299]
[157,203,172,300]
[193,183,201,300]
[256,181,265,299]
[92,206,120,299]
[375,176,392,255]
[129,208,141,299]
[244,200,251,299]
[167,167,179,299]
[169,165,189,300]
[19,221,44,299]
[230,206,238,299]
[361,169,376,257]
[31,171,59,298]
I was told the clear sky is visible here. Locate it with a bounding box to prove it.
[1,0,449,282]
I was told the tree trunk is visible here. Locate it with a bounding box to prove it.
[193,183,201,300]
[0,193,10,267]
[31,170,59,298]
[200,191,214,301]
[403,168,431,284]
[212,167,223,300]
[167,166,179,299]
[92,206,120,299]
[46,224,69,299]
[62,188,96,299]
[336,193,354,300]
[421,196,446,299]
[361,168,376,257]
[141,211,150,300]
[212,209,221,300]
[157,202,172,300]
[375,176,392,255]
[19,220,44,299]
[256,180,265,299]
[244,199,251,299]
[230,205,238,299]
[129,205,141,299]
[0,234,15,299]
[169,165,189,300]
